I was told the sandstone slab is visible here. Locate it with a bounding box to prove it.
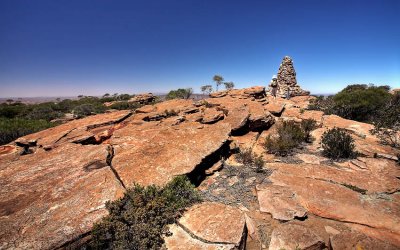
[111,121,231,187]
[16,110,132,147]
[164,224,236,250]
[0,143,125,249]
[178,202,246,246]
[256,184,307,221]
[269,223,325,250]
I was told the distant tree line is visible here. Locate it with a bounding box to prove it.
[0,93,137,145]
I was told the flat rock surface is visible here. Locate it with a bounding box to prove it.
[0,143,125,249]
[164,224,236,250]
[256,184,307,221]
[268,223,325,250]
[178,202,246,246]
[111,121,231,187]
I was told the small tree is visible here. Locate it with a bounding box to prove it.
[103,93,110,97]
[213,75,224,91]
[200,85,213,96]
[224,81,235,90]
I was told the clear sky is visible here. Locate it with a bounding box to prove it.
[0,0,399,97]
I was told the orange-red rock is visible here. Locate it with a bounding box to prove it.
[0,144,124,249]
[177,202,246,246]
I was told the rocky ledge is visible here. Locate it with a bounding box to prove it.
[0,86,399,250]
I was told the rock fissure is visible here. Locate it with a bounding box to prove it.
[187,139,232,186]
[53,128,77,144]
[304,176,368,194]
[176,221,246,247]
[106,145,127,190]
[86,111,133,130]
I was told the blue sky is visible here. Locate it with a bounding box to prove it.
[0,0,399,97]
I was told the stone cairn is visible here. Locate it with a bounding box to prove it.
[268,56,310,97]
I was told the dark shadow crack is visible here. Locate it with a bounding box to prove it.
[107,145,126,190]
[176,221,247,248]
[86,111,133,130]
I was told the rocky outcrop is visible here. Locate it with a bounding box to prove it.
[129,93,155,104]
[0,144,125,249]
[1,86,400,249]
[267,56,310,97]
[164,202,247,249]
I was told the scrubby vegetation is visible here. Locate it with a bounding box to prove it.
[309,84,392,122]
[264,119,317,156]
[235,148,265,173]
[87,176,201,250]
[321,128,356,160]
[0,118,55,145]
[0,94,135,145]
[165,88,193,100]
[309,84,400,150]
[370,91,400,148]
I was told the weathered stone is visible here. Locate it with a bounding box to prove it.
[178,202,246,247]
[256,184,307,221]
[330,230,399,250]
[201,108,224,124]
[16,110,132,147]
[111,121,231,187]
[265,101,285,116]
[0,143,125,249]
[164,224,236,250]
[267,165,400,243]
[295,153,327,164]
[223,106,250,133]
[129,93,155,104]
[269,223,325,250]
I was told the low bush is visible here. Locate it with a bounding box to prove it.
[321,128,356,160]
[166,88,193,100]
[0,118,55,145]
[88,176,201,250]
[109,101,141,110]
[73,104,106,118]
[235,148,265,173]
[370,92,400,148]
[300,119,318,143]
[264,120,317,156]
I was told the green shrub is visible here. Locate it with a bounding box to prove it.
[73,104,105,118]
[264,120,315,156]
[370,92,400,148]
[0,118,55,145]
[300,119,318,143]
[332,84,391,122]
[235,148,265,173]
[109,101,141,110]
[166,88,193,100]
[88,176,201,250]
[321,128,356,160]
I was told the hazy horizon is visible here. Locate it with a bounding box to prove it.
[1,0,399,98]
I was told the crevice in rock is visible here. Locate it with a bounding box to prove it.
[107,145,126,190]
[86,111,133,130]
[186,140,232,187]
[231,118,251,136]
[312,213,378,230]
[176,221,246,247]
[73,136,101,145]
[304,176,367,194]
[53,128,76,144]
